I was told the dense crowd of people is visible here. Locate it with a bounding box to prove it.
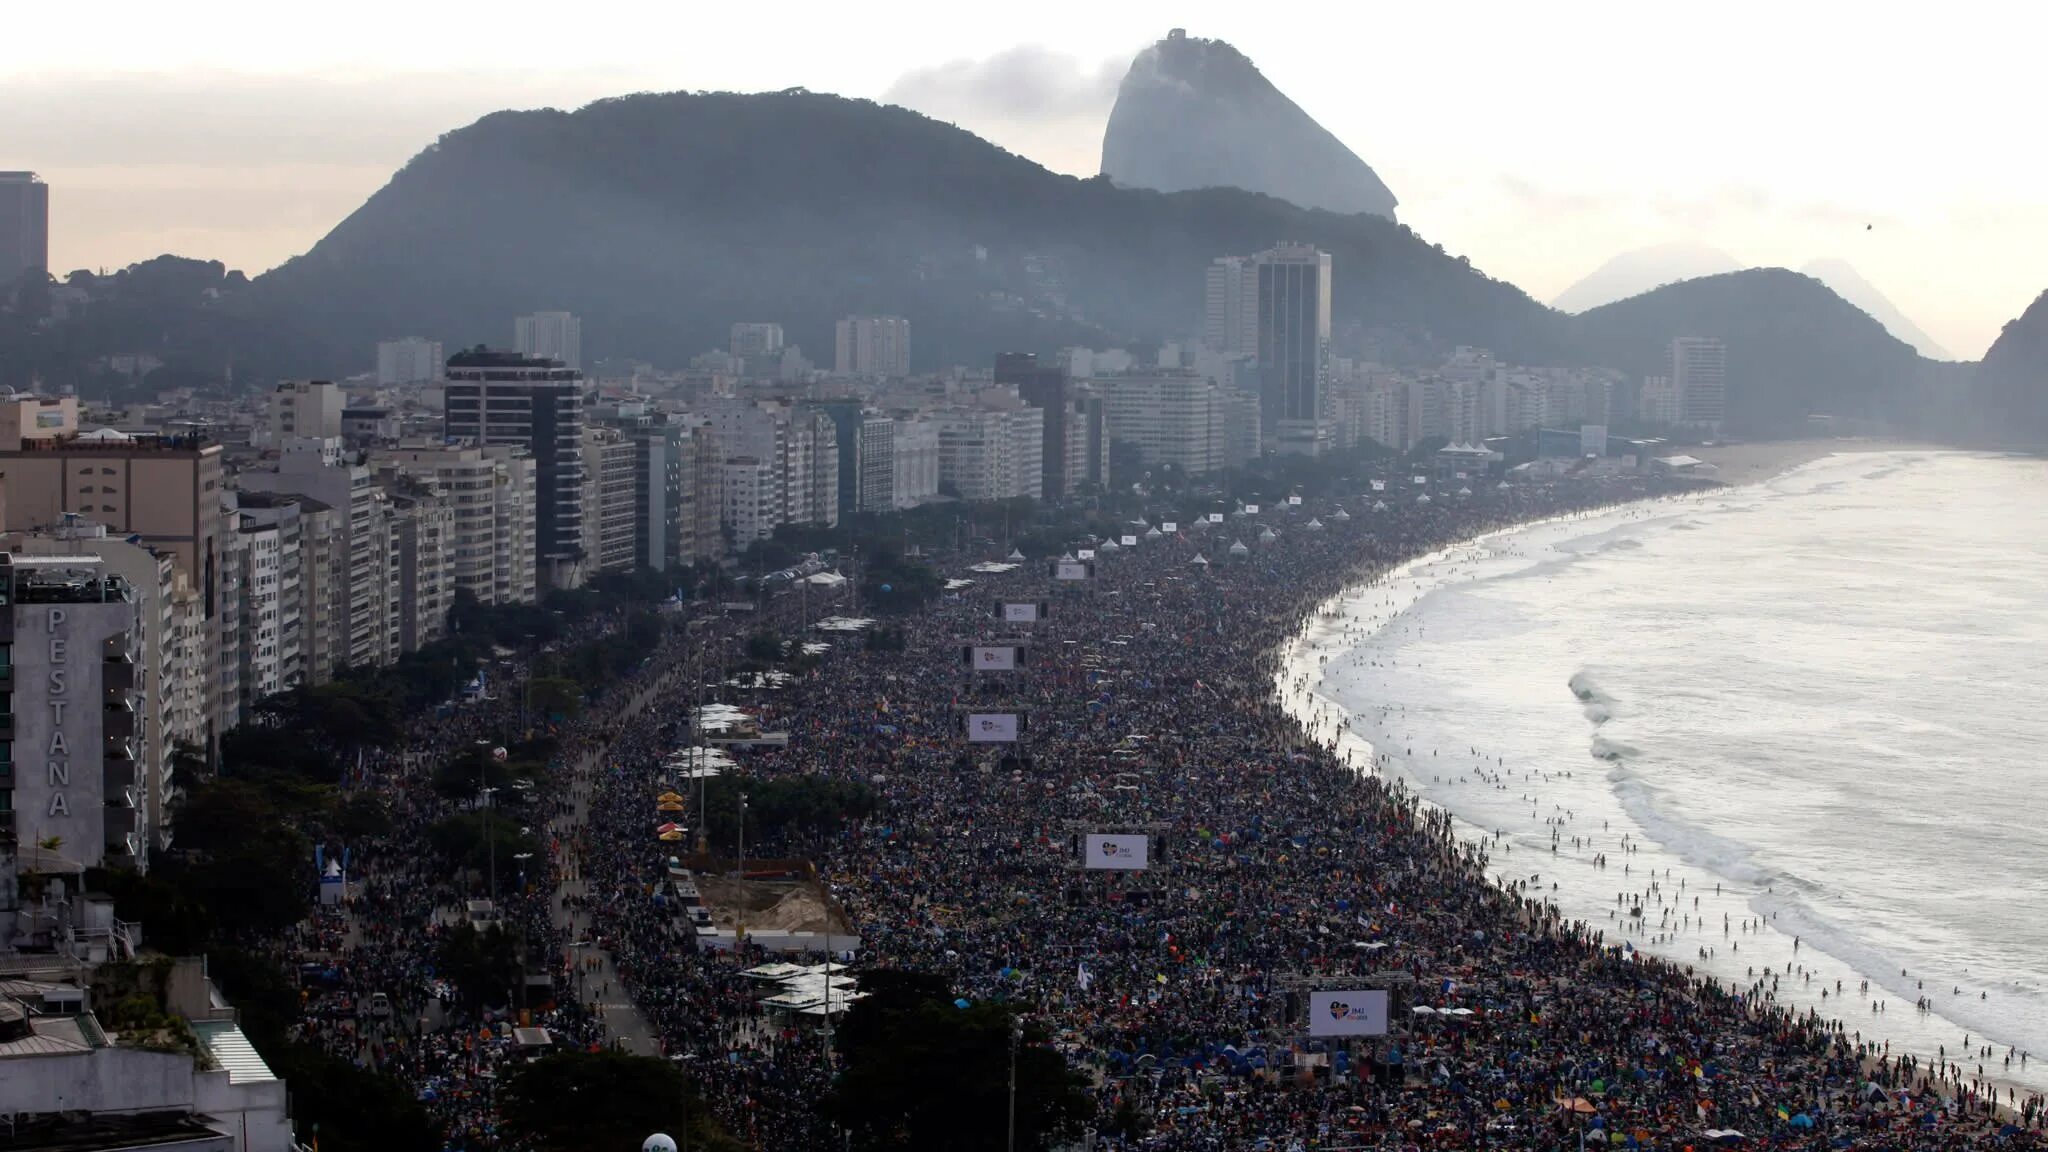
[278,468,2045,1150]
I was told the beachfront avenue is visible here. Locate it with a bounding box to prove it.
[280,468,2042,1151]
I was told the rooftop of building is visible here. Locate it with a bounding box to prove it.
[0,554,136,604]
[1,428,217,455]
[0,1109,226,1152]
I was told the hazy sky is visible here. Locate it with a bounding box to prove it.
[6,0,2043,358]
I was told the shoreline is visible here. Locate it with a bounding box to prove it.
[1272,450,2044,1120]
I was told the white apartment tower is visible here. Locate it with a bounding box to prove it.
[1670,337,1727,429]
[377,338,444,386]
[1203,256,1259,357]
[1094,372,1228,476]
[834,315,911,378]
[514,311,583,371]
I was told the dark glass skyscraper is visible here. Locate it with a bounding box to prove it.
[443,349,587,589]
[0,172,50,287]
[1255,244,1333,456]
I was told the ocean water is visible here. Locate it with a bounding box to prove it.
[1287,451,2048,1099]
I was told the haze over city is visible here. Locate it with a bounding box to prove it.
[6,0,2045,357]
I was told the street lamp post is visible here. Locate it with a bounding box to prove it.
[512,851,534,1013]
[1007,1015,1023,1152]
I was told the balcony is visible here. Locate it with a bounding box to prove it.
[0,663,11,688]
[105,759,137,793]
[0,712,12,739]
[105,736,135,762]
[103,657,135,695]
[103,703,136,741]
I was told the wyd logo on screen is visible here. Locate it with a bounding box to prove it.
[1327,1000,1355,1021]
[1100,841,1131,859]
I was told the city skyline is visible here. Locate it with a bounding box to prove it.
[5,1,2045,359]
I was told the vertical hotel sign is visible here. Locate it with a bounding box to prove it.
[44,608,74,818]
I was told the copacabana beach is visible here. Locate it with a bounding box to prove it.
[1282,448,2048,1109]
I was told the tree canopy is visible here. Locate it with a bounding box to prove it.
[825,971,1094,1151]
[498,1050,739,1152]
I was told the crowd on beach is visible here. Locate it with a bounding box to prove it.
[274,467,2046,1151]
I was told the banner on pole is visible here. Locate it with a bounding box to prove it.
[965,645,1021,671]
[1083,833,1150,870]
[966,713,1021,743]
[1307,989,1391,1037]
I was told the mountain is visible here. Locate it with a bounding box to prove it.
[1099,30,1397,220]
[1969,290,2048,442]
[1573,268,1933,434]
[0,88,1993,443]
[249,90,1540,378]
[1798,259,1950,360]
[1550,244,1743,313]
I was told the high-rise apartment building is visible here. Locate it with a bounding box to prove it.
[581,427,639,574]
[376,338,444,386]
[730,323,786,359]
[834,315,911,378]
[856,414,895,513]
[935,406,1043,502]
[513,311,582,371]
[998,353,1094,501]
[1638,375,1681,425]
[444,349,586,589]
[1094,372,1229,476]
[9,527,201,854]
[1203,256,1259,357]
[370,444,538,608]
[384,477,454,653]
[1254,244,1334,456]
[1670,337,1727,429]
[0,426,231,750]
[722,457,778,543]
[890,417,940,509]
[240,440,398,673]
[270,380,344,444]
[0,553,146,869]
[0,172,50,286]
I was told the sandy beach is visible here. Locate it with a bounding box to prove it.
[1690,436,1939,485]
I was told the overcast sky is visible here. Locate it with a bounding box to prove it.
[5,0,2043,358]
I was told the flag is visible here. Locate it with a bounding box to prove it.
[1077,962,1093,992]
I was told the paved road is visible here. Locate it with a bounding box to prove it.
[549,673,677,1056]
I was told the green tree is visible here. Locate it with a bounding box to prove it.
[825,972,1094,1151]
[435,923,520,1013]
[499,1050,740,1152]
[425,811,538,874]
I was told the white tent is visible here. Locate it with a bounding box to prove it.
[1228,539,1250,557]
[1257,527,1278,544]
[1007,548,1027,561]
[1097,538,1119,552]
[1330,507,1350,521]
[1304,518,1324,530]
[1144,526,1163,540]
[1189,553,1209,566]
